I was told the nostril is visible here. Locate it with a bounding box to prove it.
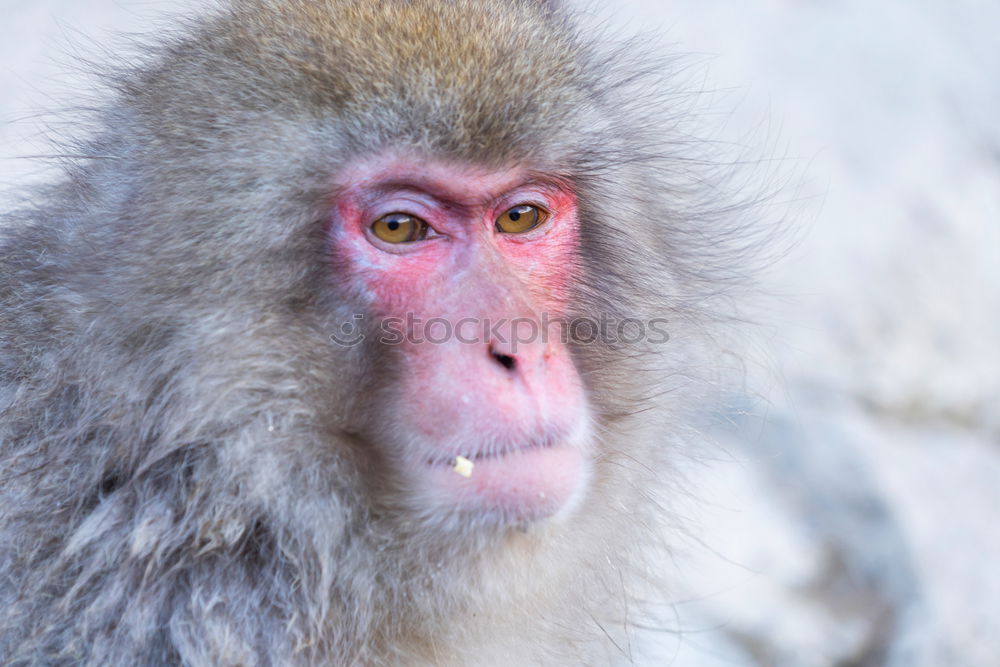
[490,346,517,372]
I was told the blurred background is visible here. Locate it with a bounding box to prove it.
[1,1,996,665]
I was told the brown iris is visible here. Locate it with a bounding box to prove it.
[496,204,547,234]
[371,213,427,243]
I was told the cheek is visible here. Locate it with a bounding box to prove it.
[506,218,581,314]
[368,260,448,316]
[329,227,449,316]
[529,249,577,313]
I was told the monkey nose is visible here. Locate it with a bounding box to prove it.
[489,342,517,373]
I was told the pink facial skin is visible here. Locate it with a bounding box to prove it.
[329,153,592,523]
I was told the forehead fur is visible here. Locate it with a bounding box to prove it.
[190,0,590,163]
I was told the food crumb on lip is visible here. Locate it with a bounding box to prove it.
[453,455,474,478]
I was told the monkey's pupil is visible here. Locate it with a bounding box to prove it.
[387,220,400,231]
[509,211,521,221]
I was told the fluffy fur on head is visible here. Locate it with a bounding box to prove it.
[0,0,743,664]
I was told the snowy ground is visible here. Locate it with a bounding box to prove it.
[2,1,997,665]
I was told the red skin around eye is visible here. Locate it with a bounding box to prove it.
[329,153,591,524]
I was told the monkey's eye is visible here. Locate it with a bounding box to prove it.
[496,204,547,234]
[370,213,428,244]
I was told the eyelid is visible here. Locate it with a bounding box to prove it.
[493,191,555,217]
[364,223,444,255]
[495,204,554,241]
[365,201,442,234]
[368,201,432,222]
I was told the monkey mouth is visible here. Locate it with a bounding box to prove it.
[424,434,559,467]
[415,423,591,523]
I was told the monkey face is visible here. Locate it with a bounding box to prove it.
[329,152,592,525]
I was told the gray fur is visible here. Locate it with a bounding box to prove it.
[0,1,746,664]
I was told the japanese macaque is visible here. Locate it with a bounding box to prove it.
[0,0,741,664]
